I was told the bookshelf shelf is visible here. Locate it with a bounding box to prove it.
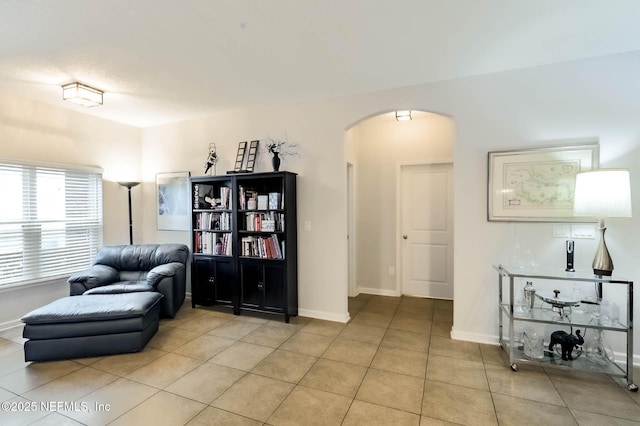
[190,172,297,322]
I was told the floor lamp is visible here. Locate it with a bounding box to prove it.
[117,181,140,245]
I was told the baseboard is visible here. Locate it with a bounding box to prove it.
[298,308,350,323]
[356,287,400,297]
[0,319,23,332]
[450,328,498,345]
[187,292,349,323]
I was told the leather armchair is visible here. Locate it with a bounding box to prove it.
[68,244,189,318]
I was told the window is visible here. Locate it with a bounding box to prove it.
[0,161,103,287]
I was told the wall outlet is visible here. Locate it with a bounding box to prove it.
[388,266,395,276]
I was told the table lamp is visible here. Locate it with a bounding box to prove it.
[573,169,632,277]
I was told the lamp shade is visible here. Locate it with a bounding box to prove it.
[573,169,632,218]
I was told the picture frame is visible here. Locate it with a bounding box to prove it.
[157,171,191,230]
[233,141,248,172]
[245,140,259,172]
[487,143,599,222]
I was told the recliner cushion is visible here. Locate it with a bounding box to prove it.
[83,281,154,294]
[21,293,163,325]
[94,244,189,271]
[68,264,119,288]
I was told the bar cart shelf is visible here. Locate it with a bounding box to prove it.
[495,264,637,392]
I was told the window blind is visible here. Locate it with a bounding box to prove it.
[0,161,103,287]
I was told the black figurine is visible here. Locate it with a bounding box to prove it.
[549,330,583,361]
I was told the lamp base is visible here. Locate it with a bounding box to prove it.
[592,225,613,277]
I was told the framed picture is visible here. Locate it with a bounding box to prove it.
[488,143,599,222]
[157,171,191,230]
[233,141,247,172]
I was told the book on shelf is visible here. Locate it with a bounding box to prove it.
[194,231,232,255]
[257,195,268,210]
[239,234,283,259]
[243,212,284,232]
[239,185,246,210]
[220,187,231,209]
[194,184,214,209]
[196,212,231,231]
[271,234,283,259]
[262,220,275,232]
[268,192,281,210]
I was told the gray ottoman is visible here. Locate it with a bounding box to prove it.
[21,293,162,362]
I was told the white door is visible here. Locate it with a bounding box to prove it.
[400,163,453,299]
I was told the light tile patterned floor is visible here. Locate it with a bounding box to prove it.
[0,294,638,425]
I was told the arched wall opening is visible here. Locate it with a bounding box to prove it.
[344,110,455,309]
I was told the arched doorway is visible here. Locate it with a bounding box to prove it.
[345,110,455,306]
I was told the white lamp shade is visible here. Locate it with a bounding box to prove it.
[573,169,632,218]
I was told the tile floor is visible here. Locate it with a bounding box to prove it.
[0,294,638,425]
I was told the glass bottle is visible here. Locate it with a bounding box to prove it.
[523,281,535,313]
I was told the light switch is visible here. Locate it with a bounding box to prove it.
[571,224,596,239]
[303,221,311,231]
[552,224,570,238]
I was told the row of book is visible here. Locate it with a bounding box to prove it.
[194,232,232,256]
[239,186,283,210]
[243,212,284,232]
[240,234,284,259]
[195,211,231,231]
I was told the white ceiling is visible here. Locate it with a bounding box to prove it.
[1,0,640,128]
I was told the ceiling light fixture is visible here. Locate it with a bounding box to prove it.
[396,110,412,121]
[62,82,104,107]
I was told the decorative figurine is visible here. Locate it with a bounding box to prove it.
[204,143,218,175]
[264,136,299,172]
[549,330,583,361]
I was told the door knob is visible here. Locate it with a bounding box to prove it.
[403,235,408,239]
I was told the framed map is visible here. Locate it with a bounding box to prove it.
[488,144,599,221]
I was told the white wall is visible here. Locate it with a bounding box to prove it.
[349,112,454,295]
[139,103,353,321]
[140,51,640,361]
[1,50,639,362]
[0,91,141,326]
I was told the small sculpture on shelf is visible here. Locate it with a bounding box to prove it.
[204,143,218,175]
[549,330,583,361]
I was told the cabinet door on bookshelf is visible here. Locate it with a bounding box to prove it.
[192,257,235,307]
[239,262,284,312]
[263,265,285,310]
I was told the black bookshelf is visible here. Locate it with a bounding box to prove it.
[190,172,297,322]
